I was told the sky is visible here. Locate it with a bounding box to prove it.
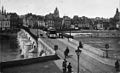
[0,0,120,18]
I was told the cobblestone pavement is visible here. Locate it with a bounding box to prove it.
[41,37,117,73]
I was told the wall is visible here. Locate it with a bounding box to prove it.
[0,55,60,69]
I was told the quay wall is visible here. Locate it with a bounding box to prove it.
[65,30,120,37]
[0,55,59,69]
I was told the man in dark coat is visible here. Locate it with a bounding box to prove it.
[64,47,69,58]
[115,60,119,71]
[67,62,72,73]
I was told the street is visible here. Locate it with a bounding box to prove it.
[40,36,116,73]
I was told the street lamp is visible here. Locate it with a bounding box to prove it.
[75,41,82,73]
[105,44,109,58]
[36,24,39,53]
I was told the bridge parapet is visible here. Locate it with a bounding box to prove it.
[18,29,55,59]
[69,38,104,56]
[38,38,55,55]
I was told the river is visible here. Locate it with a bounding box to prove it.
[0,34,19,62]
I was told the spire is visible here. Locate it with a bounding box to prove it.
[114,8,120,20]
[116,8,119,13]
[55,7,58,11]
[2,5,4,14]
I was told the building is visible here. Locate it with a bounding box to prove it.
[78,23,90,29]
[22,13,43,28]
[72,15,79,29]
[116,21,120,29]
[45,7,60,28]
[45,13,54,28]
[62,16,71,29]
[8,13,20,28]
[23,15,36,28]
[26,16,36,28]
[22,16,28,27]
[114,8,120,29]
[96,23,104,30]
[54,17,62,30]
[37,16,45,27]
[0,6,10,31]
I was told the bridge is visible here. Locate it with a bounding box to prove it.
[1,28,119,73]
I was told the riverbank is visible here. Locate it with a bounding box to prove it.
[65,30,120,38]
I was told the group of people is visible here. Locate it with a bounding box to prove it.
[62,59,72,73]
[63,47,72,73]
[63,46,120,72]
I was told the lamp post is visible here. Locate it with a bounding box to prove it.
[36,23,39,53]
[75,41,82,73]
[105,44,109,58]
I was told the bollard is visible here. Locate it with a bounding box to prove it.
[105,44,109,58]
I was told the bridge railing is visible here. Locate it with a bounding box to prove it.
[22,29,55,56]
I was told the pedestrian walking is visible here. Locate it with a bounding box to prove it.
[115,60,119,71]
[62,59,67,73]
[67,62,72,73]
[64,47,69,58]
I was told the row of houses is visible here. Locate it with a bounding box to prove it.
[0,6,22,31]
[22,7,62,29]
[0,6,11,31]
[22,8,92,30]
[0,6,119,31]
[22,8,120,30]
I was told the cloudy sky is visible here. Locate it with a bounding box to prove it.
[1,0,120,18]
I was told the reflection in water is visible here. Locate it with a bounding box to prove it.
[0,35,19,62]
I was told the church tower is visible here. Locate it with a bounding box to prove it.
[114,8,120,21]
[116,8,119,13]
[54,7,59,18]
